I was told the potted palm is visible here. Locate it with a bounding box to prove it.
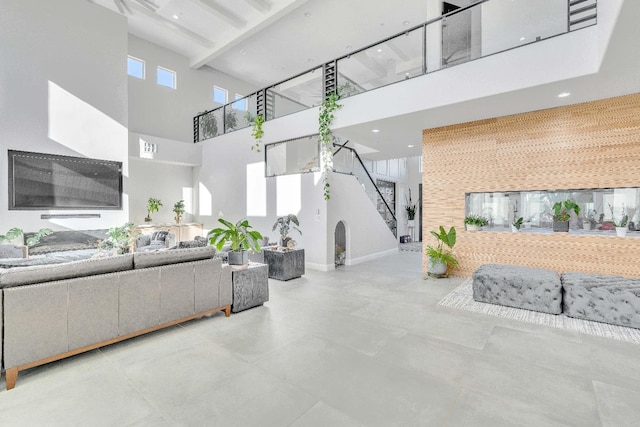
[552,200,580,232]
[173,200,185,224]
[426,226,458,277]
[208,218,263,266]
[145,198,163,223]
[464,215,488,231]
[272,214,301,249]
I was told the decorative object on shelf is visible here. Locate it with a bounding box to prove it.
[250,113,264,152]
[198,110,218,139]
[609,203,629,237]
[426,226,458,277]
[0,227,54,247]
[583,209,598,231]
[272,214,301,249]
[208,218,263,266]
[173,199,185,224]
[464,214,488,231]
[551,200,580,232]
[511,217,523,233]
[145,197,163,222]
[98,222,138,255]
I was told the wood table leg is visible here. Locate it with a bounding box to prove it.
[5,368,18,390]
[224,305,231,317]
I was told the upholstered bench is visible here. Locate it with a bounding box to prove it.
[472,264,562,314]
[561,272,640,329]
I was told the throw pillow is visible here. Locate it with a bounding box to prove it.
[151,230,169,242]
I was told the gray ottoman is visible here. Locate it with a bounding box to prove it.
[231,262,269,313]
[472,264,562,314]
[561,272,640,329]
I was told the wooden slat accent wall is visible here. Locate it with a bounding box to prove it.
[422,93,640,277]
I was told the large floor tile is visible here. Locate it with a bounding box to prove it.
[593,381,640,427]
[290,401,365,427]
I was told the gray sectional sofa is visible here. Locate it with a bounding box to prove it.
[0,246,232,390]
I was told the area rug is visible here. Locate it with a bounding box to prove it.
[438,279,640,345]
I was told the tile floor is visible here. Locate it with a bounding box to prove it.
[0,251,639,426]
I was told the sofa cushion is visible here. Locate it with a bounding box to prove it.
[0,254,134,288]
[133,246,216,269]
[177,236,208,249]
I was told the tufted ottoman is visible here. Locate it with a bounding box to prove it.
[472,264,562,314]
[561,272,640,329]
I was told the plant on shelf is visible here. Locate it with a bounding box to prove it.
[272,214,301,249]
[173,200,185,224]
[208,218,264,266]
[0,227,53,247]
[551,200,580,232]
[608,203,629,237]
[464,214,488,231]
[98,222,138,255]
[425,226,458,277]
[250,113,265,152]
[405,190,416,223]
[145,197,163,222]
[512,217,524,232]
[583,209,598,231]
[198,110,218,140]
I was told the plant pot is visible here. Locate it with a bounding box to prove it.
[407,220,415,227]
[428,257,447,276]
[616,227,627,237]
[511,225,519,233]
[582,223,592,231]
[552,220,569,232]
[466,224,481,231]
[228,250,248,266]
[144,216,152,223]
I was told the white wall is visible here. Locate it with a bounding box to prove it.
[127,35,258,143]
[128,158,195,225]
[0,0,129,231]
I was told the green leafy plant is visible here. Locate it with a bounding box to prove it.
[552,200,580,222]
[225,109,237,131]
[250,114,265,152]
[405,190,416,220]
[0,227,53,247]
[208,218,263,253]
[512,217,524,230]
[464,215,488,227]
[585,209,598,227]
[318,91,343,200]
[608,203,629,227]
[173,200,185,223]
[198,111,218,139]
[272,214,301,245]
[425,226,459,268]
[146,197,163,222]
[98,222,138,254]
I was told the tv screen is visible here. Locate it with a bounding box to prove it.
[8,150,122,210]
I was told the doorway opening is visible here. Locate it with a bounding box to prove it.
[335,221,346,267]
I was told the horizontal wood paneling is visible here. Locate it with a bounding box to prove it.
[422,93,640,277]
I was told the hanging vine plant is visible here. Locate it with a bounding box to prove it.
[251,114,265,152]
[318,91,342,200]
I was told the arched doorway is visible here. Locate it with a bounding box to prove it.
[335,221,346,267]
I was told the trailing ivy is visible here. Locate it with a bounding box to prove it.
[318,91,342,200]
[251,114,265,152]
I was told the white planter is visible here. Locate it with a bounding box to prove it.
[583,223,592,231]
[511,225,519,233]
[407,220,415,227]
[616,227,627,237]
[428,257,448,276]
[466,224,481,231]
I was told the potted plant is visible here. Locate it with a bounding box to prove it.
[464,215,488,231]
[98,222,138,255]
[425,226,458,277]
[551,200,580,232]
[511,217,524,233]
[608,203,629,237]
[208,218,264,266]
[173,200,185,224]
[583,209,598,231]
[272,214,301,249]
[0,227,54,254]
[405,193,416,227]
[145,197,163,223]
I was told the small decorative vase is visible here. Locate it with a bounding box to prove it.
[616,227,627,237]
[583,223,591,231]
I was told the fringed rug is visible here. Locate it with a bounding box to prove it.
[438,279,640,345]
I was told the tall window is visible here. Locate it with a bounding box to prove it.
[213,86,228,104]
[127,56,145,79]
[233,94,247,111]
[157,66,176,89]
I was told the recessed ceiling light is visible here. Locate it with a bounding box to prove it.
[519,36,525,41]
[346,45,352,50]
[372,129,380,133]
[304,12,311,17]
[307,58,313,62]
[403,20,410,26]
[172,14,179,20]
[558,92,571,98]
[377,48,382,53]
[408,144,414,148]
[240,50,246,55]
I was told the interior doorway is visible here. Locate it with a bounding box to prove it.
[335,221,346,267]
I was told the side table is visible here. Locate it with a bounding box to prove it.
[231,262,269,313]
[263,248,305,281]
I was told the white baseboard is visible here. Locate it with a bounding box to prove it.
[347,247,399,266]
[305,262,335,272]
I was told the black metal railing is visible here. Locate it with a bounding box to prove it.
[194,0,597,143]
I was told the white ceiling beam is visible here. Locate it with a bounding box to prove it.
[196,0,246,29]
[191,0,311,69]
[128,2,214,48]
[243,0,271,13]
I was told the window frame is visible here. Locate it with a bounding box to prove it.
[127,55,145,79]
[156,66,177,89]
[213,86,228,104]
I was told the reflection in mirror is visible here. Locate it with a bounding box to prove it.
[265,135,320,177]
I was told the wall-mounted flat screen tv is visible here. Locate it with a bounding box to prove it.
[8,150,122,210]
